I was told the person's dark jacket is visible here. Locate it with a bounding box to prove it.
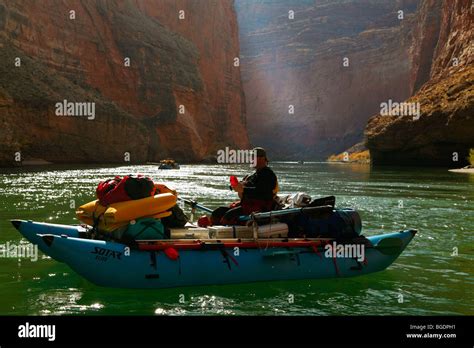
[242,166,277,201]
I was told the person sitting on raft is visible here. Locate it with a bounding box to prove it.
[217,147,279,225]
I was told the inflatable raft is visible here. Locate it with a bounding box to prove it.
[158,159,180,169]
[11,219,416,289]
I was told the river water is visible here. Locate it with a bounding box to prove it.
[0,162,472,315]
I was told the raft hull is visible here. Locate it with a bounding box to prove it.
[11,220,416,289]
[11,220,84,262]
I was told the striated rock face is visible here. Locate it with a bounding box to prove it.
[430,0,473,78]
[236,0,422,159]
[366,0,473,166]
[0,0,248,166]
[132,1,249,156]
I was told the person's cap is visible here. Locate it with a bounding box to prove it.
[253,147,268,160]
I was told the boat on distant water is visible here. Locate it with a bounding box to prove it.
[158,159,180,169]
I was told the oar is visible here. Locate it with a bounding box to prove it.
[239,205,333,222]
[177,197,214,214]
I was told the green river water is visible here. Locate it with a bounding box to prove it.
[0,162,472,315]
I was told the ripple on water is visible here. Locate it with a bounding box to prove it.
[29,289,104,315]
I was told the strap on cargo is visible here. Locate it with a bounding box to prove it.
[292,252,301,266]
[231,226,237,238]
[149,251,157,270]
[218,245,239,270]
[227,250,239,266]
[219,247,231,270]
[91,212,105,240]
[310,242,322,259]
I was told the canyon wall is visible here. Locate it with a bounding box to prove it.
[237,0,472,165]
[236,0,422,159]
[366,0,473,166]
[0,0,248,166]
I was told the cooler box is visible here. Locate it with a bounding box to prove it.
[208,225,253,239]
[170,227,209,239]
[258,223,288,238]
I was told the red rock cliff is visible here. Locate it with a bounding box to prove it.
[0,0,249,166]
[366,0,473,166]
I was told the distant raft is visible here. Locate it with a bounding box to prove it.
[158,159,180,169]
